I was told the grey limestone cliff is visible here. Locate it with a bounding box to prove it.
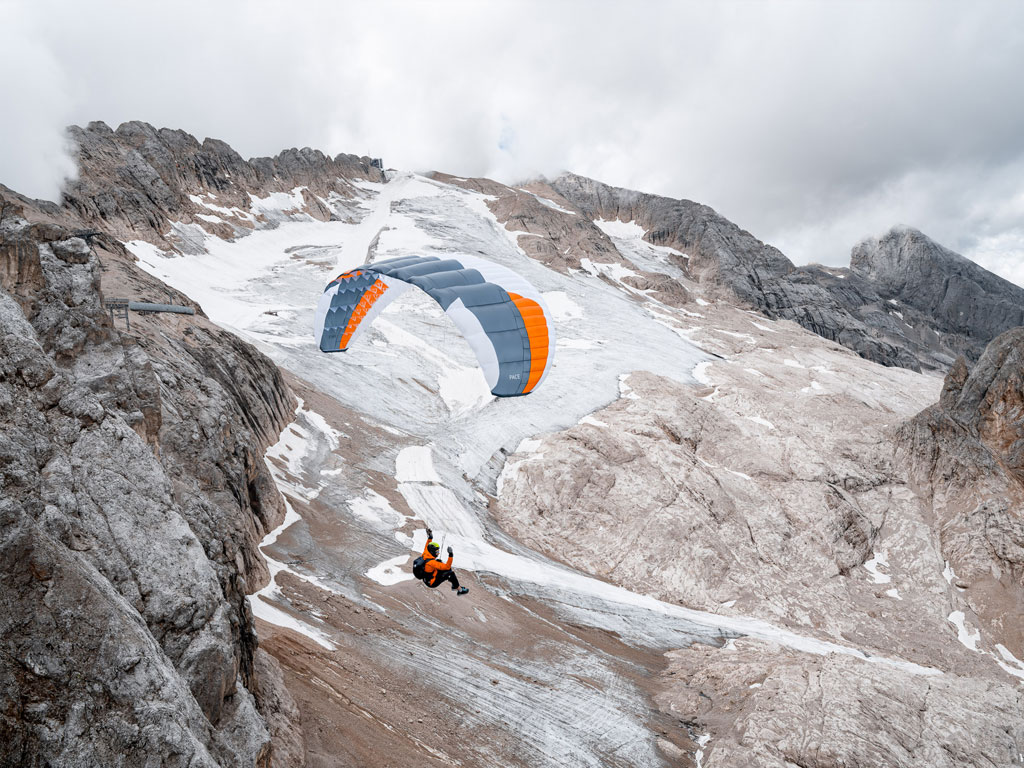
[898,327,1024,663]
[0,193,295,764]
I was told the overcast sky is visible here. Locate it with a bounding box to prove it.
[4,0,1023,286]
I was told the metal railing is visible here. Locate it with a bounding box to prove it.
[104,295,195,331]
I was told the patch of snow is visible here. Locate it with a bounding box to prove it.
[366,555,414,586]
[618,374,641,400]
[649,315,700,341]
[864,551,892,584]
[348,489,406,530]
[437,367,493,417]
[783,358,806,369]
[948,610,981,652]
[250,408,342,650]
[594,218,647,240]
[744,415,775,430]
[744,368,764,377]
[885,588,902,600]
[264,401,339,500]
[578,415,608,428]
[557,338,601,350]
[579,257,638,282]
[698,456,752,482]
[694,297,710,306]
[195,213,224,224]
[993,644,1024,681]
[517,437,543,453]
[714,329,755,343]
[126,239,173,264]
[520,189,577,215]
[692,361,714,386]
[695,733,711,768]
[749,320,776,333]
[250,187,309,217]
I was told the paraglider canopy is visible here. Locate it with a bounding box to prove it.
[313,254,554,397]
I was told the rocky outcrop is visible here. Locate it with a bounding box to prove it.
[50,120,385,251]
[434,172,623,272]
[658,639,1024,768]
[0,196,294,764]
[898,328,1024,666]
[550,172,793,306]
[435,173,694,307]
[853,227,1024,353]
[495,356,962,666]
[549,174,1023,373]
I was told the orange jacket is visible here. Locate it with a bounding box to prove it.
[422,538,453,585]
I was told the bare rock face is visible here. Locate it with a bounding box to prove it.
[252,650,304,768]
[935,328,1024,479]
[496,352,959,664]
[433,172,623,273]
[549,172,793,305]
[59,120,385,251]
[658,639,1024,768]
[0,198,294,764]
[898,328,1024,667]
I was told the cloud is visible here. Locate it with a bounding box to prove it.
[2,0,1022,286]
[0,4,78,201]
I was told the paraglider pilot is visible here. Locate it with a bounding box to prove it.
[419,529,469,595]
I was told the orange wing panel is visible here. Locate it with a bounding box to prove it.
[338,279,388,349]
[508,293,549,394]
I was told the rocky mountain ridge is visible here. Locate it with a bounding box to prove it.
[547,172,1024,372]
[8,120,386,255]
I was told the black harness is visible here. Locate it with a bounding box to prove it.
[412,555,440,585]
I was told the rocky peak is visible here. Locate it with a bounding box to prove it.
[550,175,1024,373]
[851,226,1024,342]
[852,226,968,287]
